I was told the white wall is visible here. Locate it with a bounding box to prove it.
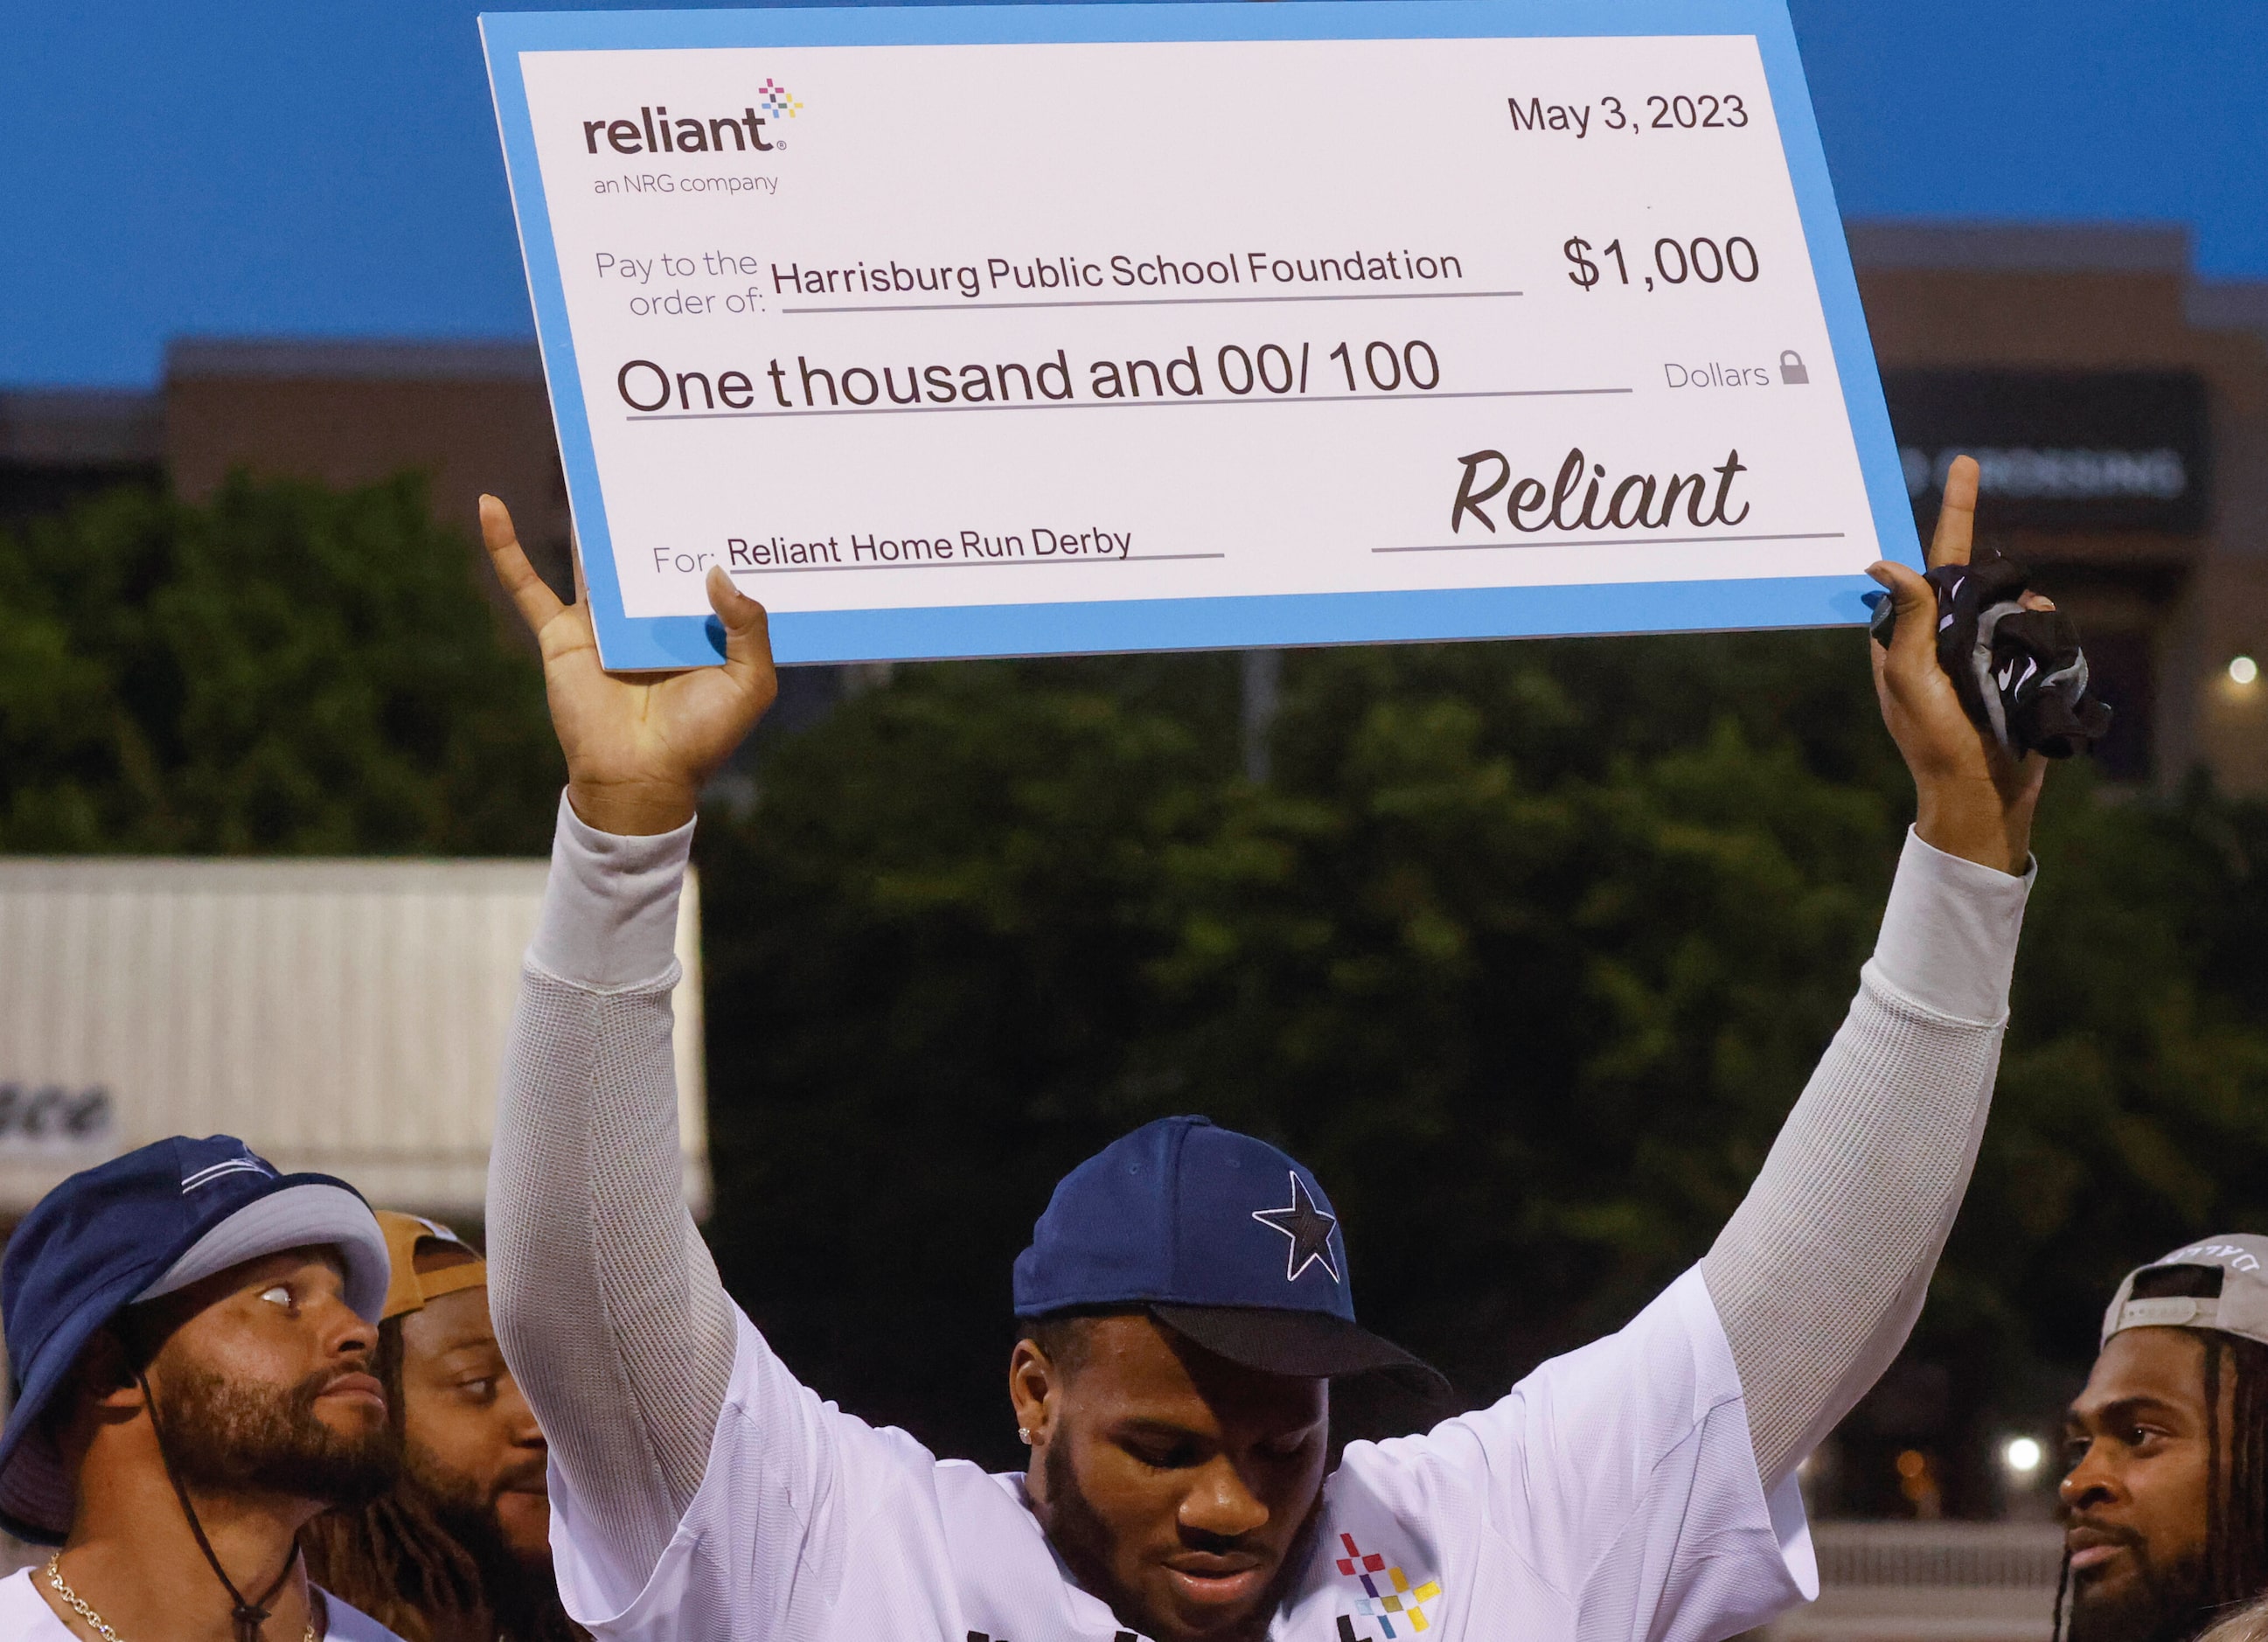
[0,857,707,1220]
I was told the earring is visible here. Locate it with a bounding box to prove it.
[1019,1427,1033,1444]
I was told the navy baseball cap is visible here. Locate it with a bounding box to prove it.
[1013,1116,1442,1386]
[0,1135,389,1542]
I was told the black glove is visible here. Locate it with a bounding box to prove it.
[1867,548,2111,760]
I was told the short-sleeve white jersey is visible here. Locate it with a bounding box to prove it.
[548,1264,1815,1642]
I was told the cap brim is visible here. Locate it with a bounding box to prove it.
[1151,1305,1449,1392]
[135,1180,389,1325]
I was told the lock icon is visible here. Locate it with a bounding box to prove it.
[1779,350,1809,385]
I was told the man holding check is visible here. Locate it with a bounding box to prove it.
[479,456,2047,1642]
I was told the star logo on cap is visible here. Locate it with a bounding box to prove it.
[1252,1172,1340,1284]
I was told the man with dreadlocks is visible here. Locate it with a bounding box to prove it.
[2062,1237,2268,1642]
[303,1214,585,1642]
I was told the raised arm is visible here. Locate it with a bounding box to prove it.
[481,499,776,1588]
[1704,458,2049,1488]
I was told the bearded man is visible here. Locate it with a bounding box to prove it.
[2062,1237,2268,1642]
[304,1213,581,1642]
[473,456,2055,1642]
[0,1134,402,1642]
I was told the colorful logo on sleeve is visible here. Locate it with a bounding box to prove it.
[1332,1533,1443,1639]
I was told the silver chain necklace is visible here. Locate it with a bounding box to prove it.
[44,1553,319,1642]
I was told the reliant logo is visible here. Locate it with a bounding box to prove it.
[1450,446,1750,534]
[581,80,804,156]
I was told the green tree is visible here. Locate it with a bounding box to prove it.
[12,470,2264,1517]
[0,474,560,853]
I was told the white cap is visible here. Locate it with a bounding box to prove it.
[2102,1235,2268,1350]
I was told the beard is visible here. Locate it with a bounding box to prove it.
[401,1447,581,1642]
[2067,1534,2214,1642]
[153,1356,397,1508]
[1039,1437,1318,1642]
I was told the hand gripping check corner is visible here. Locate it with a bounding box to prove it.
[1868,547,2112,760]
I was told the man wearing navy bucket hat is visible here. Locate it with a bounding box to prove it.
[477,466,2044,1642]
[0,1135,405,1642]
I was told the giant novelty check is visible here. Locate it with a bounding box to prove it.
[483,0,1915,670]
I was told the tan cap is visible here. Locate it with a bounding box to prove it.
[376,1211,488,1322]
[2103,1235,2268,1349]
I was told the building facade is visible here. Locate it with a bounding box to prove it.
[0,854,709,1222]
[3,222,2265,788]
[0,337,574,608]
[1851,223,2268,790]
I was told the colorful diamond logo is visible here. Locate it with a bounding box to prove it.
[755,77,804,119]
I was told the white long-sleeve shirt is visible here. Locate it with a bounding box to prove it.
[488,797,2030,1642]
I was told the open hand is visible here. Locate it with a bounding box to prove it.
[1867,456,2048,875]
[481,496,777,835]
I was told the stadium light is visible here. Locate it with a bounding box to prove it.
[2001,1436,2045,1478]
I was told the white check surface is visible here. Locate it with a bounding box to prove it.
[514,33,1878,629]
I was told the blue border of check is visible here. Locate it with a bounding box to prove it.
[481,0,1917,669]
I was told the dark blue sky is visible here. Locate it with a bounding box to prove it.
[5,2,2262,386]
